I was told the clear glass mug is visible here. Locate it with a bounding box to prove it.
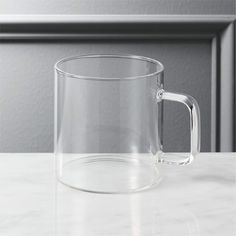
[54,54,200,193]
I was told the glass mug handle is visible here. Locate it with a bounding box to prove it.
[156,89,201,165]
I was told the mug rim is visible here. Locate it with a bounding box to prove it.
[54,54,164,81]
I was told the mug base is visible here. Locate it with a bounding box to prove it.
[57,154,162,194]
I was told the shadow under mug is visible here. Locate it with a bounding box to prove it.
[54,54,201,193]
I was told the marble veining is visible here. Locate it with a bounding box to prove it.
[0,153,235,235]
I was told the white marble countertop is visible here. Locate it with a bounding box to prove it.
[0,153,235,236]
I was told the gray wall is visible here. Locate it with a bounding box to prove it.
[0,0,235,14]
[0,0,235,153]
[0,40,211,152]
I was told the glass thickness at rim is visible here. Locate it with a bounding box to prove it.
[54,54,164,81]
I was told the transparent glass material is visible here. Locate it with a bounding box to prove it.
[54,54,200,193]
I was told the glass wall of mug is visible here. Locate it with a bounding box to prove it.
[54,54,200,193]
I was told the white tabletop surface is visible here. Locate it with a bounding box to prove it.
[0,153,235,236]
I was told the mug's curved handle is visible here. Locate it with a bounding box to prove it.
[157,89,201,165]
